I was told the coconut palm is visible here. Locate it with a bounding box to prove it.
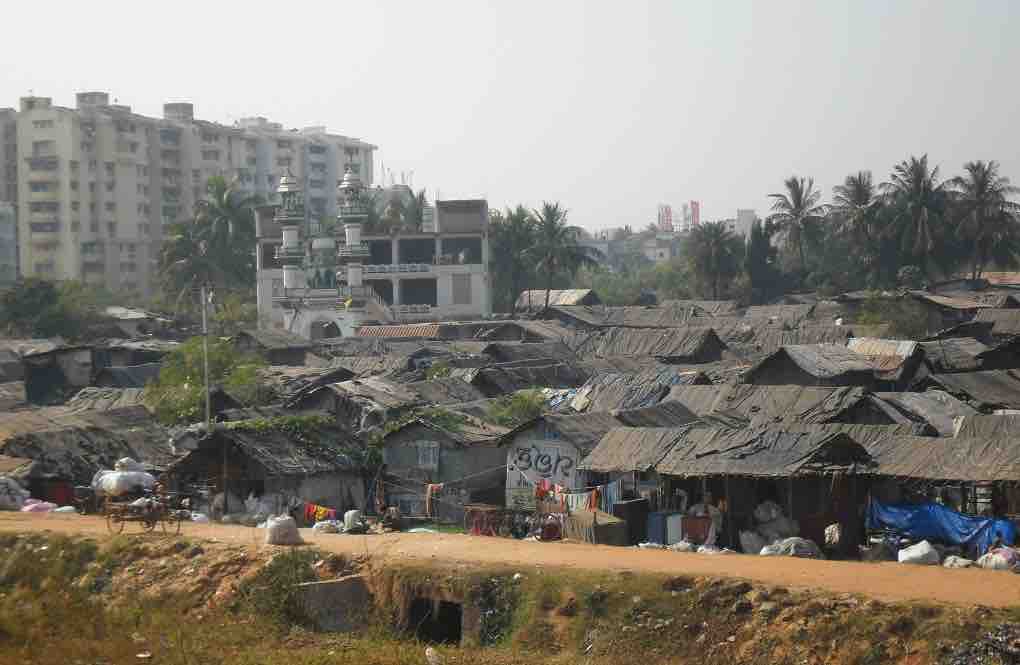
[766,176,827,279]
[524,202,602,310]
[403,188,429,231]
[881,155,948,279]
[831,171,884,272]
[947,160,1020,280]
[490,205,536,312]
[687,222,741,299]
[193,176,261,285]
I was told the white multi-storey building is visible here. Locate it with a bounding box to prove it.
[0,92,374,295]
[255,171,491,338]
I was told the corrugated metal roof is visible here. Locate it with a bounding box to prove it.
[974,308,1020,335]
[909,291,992,311]
[357,323,442,338]
[847,338,918,358]
[981,272,1020,287]
[515,289,597,311]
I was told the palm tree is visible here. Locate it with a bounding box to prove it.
[490,205,536,313]
[766,176,826,279]
[831,171,883,272]
[881,155,948,280]
[687,222,740,299]
[403,188,429,231]
[193,176,261,286]
[947,160,1020,280]
[524,202,602,310]
[159,221,228,316]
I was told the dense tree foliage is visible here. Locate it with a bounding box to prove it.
[0,279,116,340]
[143,336,268,425]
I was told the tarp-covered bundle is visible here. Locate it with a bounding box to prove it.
[867,499,1016,556]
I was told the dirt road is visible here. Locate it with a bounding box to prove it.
[3,512,1018,608]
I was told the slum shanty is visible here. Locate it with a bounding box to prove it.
[6,280,1020,570]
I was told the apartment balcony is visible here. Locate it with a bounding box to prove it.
[274,245,305,265]
[363,263,433,275]
[338,243,370,259]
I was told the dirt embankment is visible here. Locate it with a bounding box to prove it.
[0,524,1016,665]
[4,512,1020,608]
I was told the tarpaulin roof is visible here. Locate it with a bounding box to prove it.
[404,377,486,404]
[544,305,704,329]
[466,361,590,395]
[656,428,873,478]
[501,412,622,452]
[743,344,875,383]
[918,338,992,373]
[579,427,686,473]
[613,400,701,428]
[235,329,312,351]
[0,405,175,482]
[915,370,1020,410]
[574,326,726,361]
[481,341,576,364]
[974,308,1020,336]
[173,421,359,476]
[94,363,161,388]
[743,304,815,323]
[953,414,1020,438]
[568,366,709,413]
[866,435,1020,481]
[665,384,874,424]
[744,422,928,448]
[870,390,979,436]
[660,299,740,316]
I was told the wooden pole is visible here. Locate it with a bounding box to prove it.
[725,475,733,549]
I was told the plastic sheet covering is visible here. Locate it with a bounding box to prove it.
[867,499,1016,555]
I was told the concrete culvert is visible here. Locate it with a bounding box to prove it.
[409,597,463,645]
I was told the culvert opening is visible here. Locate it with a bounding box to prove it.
[408,597,462,644]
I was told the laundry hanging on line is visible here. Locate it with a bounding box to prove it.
[303,502,337,523]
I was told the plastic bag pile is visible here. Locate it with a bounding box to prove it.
[91,459,155,497]
[737,500,823,558]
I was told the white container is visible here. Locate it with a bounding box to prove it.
[665,513,684,545]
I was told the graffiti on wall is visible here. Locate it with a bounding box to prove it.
[506,441,581,497]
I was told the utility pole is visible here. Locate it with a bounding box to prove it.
[200,284,226,515]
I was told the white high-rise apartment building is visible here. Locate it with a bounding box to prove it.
[2,92,374,295]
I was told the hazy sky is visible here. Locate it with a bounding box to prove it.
[3,1,1018,230]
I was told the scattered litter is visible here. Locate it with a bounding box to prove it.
[897,540,940,565]
[190,512,210,523]
[20,500,57,513]
[52,506,78,514]
[977,550,1016,571]
[407,527,438,533]
[668,540,696,553]
[760,537,824,559]
[312,520,341,534]
[638,542,665,549]
[943,555,974,569]
[944,623,1020,665]
[698,545,734,554]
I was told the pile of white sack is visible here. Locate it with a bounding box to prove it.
[738,500,815,557]
[0,476,30,510]
[219,492,285,527]
[91,458,155,497]
[897,540,941,565]
[265,515,303,545]
[976,547,1020,571]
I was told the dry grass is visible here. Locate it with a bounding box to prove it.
[0,532,1012,665]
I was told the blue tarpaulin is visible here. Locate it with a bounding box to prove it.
[867,499,1017,555]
